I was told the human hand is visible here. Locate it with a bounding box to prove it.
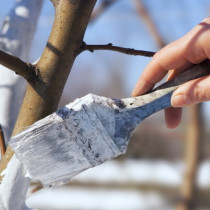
[132,17,210,128]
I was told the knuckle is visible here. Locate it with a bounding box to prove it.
[151,49,161,61]
[192,84,207,103]
[201,17,210,24]
[153,46,166,60]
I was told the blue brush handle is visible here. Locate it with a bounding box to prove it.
[113,60,210,150]
[122,60,210,117]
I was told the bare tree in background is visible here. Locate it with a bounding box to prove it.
[177,104,203,210]
[132,0,165,48]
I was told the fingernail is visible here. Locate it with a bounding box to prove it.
[171,94,191,107]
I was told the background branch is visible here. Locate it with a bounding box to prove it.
[132,0,165,48]
[81,43,155,57]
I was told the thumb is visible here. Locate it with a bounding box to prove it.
[171,75,210,107]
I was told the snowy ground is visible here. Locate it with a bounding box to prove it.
[26,160,210,210]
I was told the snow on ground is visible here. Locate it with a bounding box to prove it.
[26,160,210,210]
[71,159,210,187]
[27,187,169,210]
[71,160,183,186]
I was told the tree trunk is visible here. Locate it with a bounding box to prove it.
[177,104,203,210]
[0,1,96,209]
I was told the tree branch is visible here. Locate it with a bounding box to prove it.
[0,49,42,88]
[0,49,29,76]
[132,0,165,48]
[80,42,156,57]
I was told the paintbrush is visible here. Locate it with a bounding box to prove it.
[10,60,210,186]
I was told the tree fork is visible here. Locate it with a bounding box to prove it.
[0,0,97,180]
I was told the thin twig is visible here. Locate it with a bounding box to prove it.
[0,125,6,156]
[80,43,156,57]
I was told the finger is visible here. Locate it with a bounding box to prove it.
[132,17,210,97]
[165,69,184,128]
[132,43,190,96]
[171,75,210,107]
[164,107,182,129]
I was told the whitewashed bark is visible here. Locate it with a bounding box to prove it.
[0,1,43,210]
[0,155,30,210]
[10,61,210,186]
[0,0,43,143]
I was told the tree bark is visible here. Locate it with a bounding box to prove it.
[80,42,155,57]
[1,0,96,173]
[0,0,96,209]
[13,1,96,135]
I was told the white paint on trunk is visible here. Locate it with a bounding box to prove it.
[0,0,43,209]
[15,7,29,18]
[0,155,30,210]
[0,0,43,143]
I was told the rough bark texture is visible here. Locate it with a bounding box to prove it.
[0,0,96,209]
